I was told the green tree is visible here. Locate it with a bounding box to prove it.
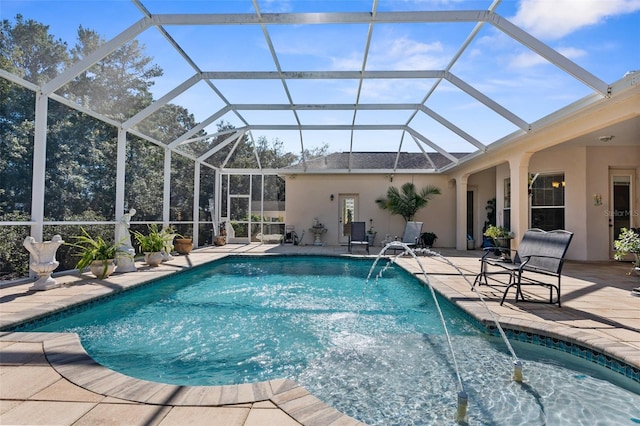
[375,182,441,223]
[0,15,70,215]
[0,14,69,85]
[302,143,329,161]
[66,26,161,121]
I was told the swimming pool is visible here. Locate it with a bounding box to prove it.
[20,255,640,425]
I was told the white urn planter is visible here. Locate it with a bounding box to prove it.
[144,252,163,267]
[89,259,116,279]
[23,235,64,291]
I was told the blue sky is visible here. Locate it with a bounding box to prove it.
[2,0,639,157]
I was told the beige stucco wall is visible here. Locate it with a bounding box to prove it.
[527,144,639,261]
[467,168,497,245]
[283,173,455,247]
[281,145,638,259]
[471,144,639,261]
[529,145,589,260]
[585,145,640,260]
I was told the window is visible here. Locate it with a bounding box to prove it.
[503,178,511,230]
[530,173,565,230]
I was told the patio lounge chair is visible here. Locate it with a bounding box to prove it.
[348,221,369,254]
[402,221,423,247]
[388,221,423,253]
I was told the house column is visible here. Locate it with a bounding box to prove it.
[163,148,171,227]
[192,162,200,247]
[507,151,533,245]
[115,128,127,219]
[30,92,48,243]
[454,174,469,250]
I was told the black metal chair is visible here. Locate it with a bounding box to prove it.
[474,228,573,306]
[348,221,369,254]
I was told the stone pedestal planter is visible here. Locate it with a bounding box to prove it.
[23,235,64,291]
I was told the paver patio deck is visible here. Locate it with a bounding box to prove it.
[1,244,638,425]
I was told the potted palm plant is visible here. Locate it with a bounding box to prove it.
[68,228,126,279]
[376,182,441,223]
[132,224,165,267]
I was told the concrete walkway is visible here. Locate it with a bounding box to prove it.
[1,244,639,425]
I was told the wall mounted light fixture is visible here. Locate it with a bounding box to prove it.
[330,194,334,201]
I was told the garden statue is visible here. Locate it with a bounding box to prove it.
[23,234,64,290]
[161,226,176,261]
[115,208,137,272]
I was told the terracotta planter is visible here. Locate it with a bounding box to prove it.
[89,259,116,279]
[174,238,193,254]
[214,236,226,246]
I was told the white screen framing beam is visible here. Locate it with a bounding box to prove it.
[202,70,527,131]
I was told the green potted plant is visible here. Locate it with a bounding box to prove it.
[614,228,640,274]
[132,224,165,267]
[483,225,513,250]
[420,232,438,248]
[375,182,441,223]
[68,227,126,279]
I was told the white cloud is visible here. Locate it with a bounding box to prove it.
[329,35,445,71]
[556,46,587,59]
[369,36,445,70]
[258,0,293,13]
[512,0,640,40]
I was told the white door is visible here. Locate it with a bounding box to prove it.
[338,194,358,245]
[609,170,635,257]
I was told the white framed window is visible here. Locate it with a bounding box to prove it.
[503,178,511,230]
[530,173,565,230]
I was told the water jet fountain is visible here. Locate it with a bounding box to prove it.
[366,241,523,422]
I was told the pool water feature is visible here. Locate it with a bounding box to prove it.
[22,256,640,425]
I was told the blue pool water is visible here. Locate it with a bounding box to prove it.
[24,256,640,425]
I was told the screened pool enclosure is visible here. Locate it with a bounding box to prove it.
[1,0,637,279]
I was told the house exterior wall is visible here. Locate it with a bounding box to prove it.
[467,168,496,243]
[283,145,638,260]
[284,173,455,247]
[527,144,639,261]
[529,146,588,260]
[585,145,640,260]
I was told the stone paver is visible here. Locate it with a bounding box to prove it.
[0,400,97,425]
[0,245,638,425]
[157,406,250,426]
[73,403,172,426]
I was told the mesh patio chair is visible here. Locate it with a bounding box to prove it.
[348,221,369,254]
[388,221,423,253]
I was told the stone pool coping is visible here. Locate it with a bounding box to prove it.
[0,331,357,425]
